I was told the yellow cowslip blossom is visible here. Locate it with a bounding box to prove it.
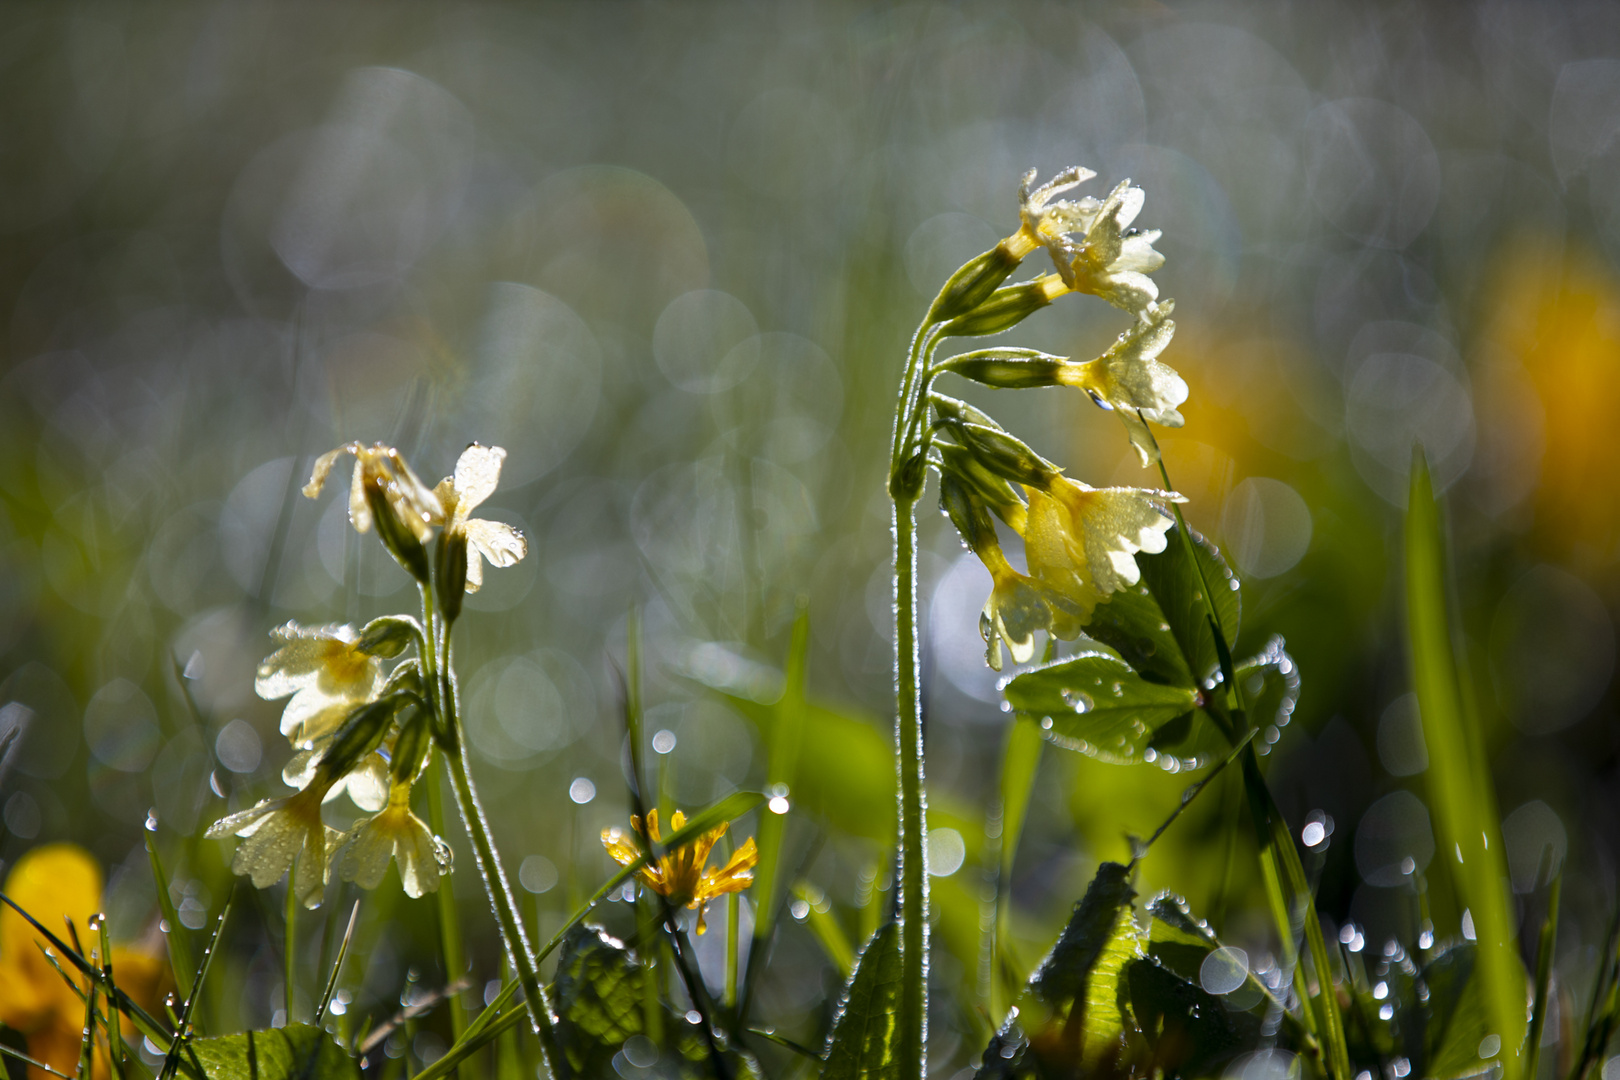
[601,809,758,935]
[256,621,385,747]
[206,781,341,909]
[1056,180,1164,316]
[0,845,166,1080]
[432,443,527,593]
[1023,481,1184,618]
[304,441,443,543]
[283,743,390,812]
[1000,166,1100,263]
[334,781,450,898]
[1058,301,1188,466]
[975,536,1087,672]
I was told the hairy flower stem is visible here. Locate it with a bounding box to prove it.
[420,584,567,1080]
[890,317,937,1080]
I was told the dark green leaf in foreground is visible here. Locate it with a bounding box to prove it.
[1003,651,1207,768]
[1126,960,1258,1080]
[1086,527,1240,692]
[190,1024,359,1080]
[1421,943,1496,1080]
[822,921,902,1080]
[976,862,1139,1079]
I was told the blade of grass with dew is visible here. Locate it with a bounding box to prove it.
[753,603,810,953]
[1526,866,1562,1080]
[96,914,128,1080]
[411,790,770,1080]
[315,900,361,1026]
[160,889,233,1080]
[144,824,194,999]
[77,972,98,1080]
[0,892,181,1065]
[0,1043,75,1080]
[283,875,298,1024]
[1567,904,1620,1080]
[991,715,1042,1024]
[1406,446,1525,1075]
[792,880,854,977]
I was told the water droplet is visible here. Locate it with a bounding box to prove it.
[1110,681,1124,697]
[145,809,159,831]
[1157,622,1171,633]
[1039,717,1053,730]
[1061,689,1094,713]
[999,700,1012,713]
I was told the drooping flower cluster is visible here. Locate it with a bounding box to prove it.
[207,443,526,907]
[914,168,1193,669]
[601,809,758,935]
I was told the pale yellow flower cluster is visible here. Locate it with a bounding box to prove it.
[207,441,526,906]
[930,168,1194,669]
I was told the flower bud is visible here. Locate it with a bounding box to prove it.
[364,475,431,583]
[434,528,469,624]
[390,712,432,787]
[934,442,1027,532]
[938,474,998,556]
[323,695,403,780]
[942,348,1071,390]
[357,616,418,658]
[927,246,1022,324]
[889,451,929,502]
[936,275,1067,340]
[950,422,1060,490]
[929,393,1004,433]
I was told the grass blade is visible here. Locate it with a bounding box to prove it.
[991,715,1042,1023]
[792,880,854,977]
[95,914,127,1080]
[1406,447,1525,1075]
[315,900,361,1026]
[159,889,233,1080]
[752,603,810,948]
[1526,865,1562,1080]
[0,1042,75,1079]
[144,824,195,998]
[424,762,470,1047]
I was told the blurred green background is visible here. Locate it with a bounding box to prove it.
[0,1,1616,1072]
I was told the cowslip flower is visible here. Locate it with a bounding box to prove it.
[601,810,758,935]
[206,780,341,909]
[1023,481,1183,619]
[304,441,443,543]
[0,845,166,1080]
[256,622,385,747]
[433,444,527,594]
[1001,166,1100,263]
[976,538,1087,672]
[1058,302,1188,465]
[334,781,450,898]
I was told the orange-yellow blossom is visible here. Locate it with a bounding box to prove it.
[601,810,757,934]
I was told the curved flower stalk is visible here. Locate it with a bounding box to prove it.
[207,441,562,1074]
[601,809,758,935]
[885,167,1174,1080]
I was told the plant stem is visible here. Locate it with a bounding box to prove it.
[892,493,928,1080]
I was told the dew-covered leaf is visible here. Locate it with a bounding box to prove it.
[822,921,902,1080]
[1003,651,1210,768]
[1126,959,1258,1079]
[190,1024,359,1080]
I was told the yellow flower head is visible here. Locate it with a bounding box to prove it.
[256,621,385,747]
[1058,301,1189,465]
[0,845,166,1080]
[432,444,528,593]
[1055,179,1165,316]
[601,810,758,934]
[1003,166,1100,262]
[974,534,1086,672]
[206,783,339,909]
[334,782,451,898]
[1024,480,1184,612]
[304,441,444,543]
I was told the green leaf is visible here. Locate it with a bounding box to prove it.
[1405,448,1525,1074]
[1143,894,1300,1036]
[754,605,810,945]
[822,922,903,1080]
[1003,651,1207,767]
[189,1024,359,1080]
[992,717,1044,1020]
[1126,959,1259,1079]
[553,924,760,1080]
[1233,636,1301,734]
[978,862,1142,1078]
[1086,527,1239,692]
[1422,943,1495,1080]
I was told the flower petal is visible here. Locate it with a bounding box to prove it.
[465,518,527,570]
[303,444,357,499]
[452,444,507,514]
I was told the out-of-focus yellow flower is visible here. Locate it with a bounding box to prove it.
[334,781,450,898]
[1059,302,1188,466]
[601,810,757,935]
[304,441,443,543]
[1024,480,1183,609]
[206,783,339,909]
[432,444,527,593]
[256,622,384,747]
[0,845,165,1080]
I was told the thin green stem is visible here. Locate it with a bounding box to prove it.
[891,493,928,1080]
[283,874,298,1023]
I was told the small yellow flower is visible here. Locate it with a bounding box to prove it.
[1024,481,1184,613]
[1002,166,1100,262]
[1057,301,1188,465]
[432,444,527,593]
[206,783,341,909]
[334,781,451,898]
[304,441,444,543]
[601,810,758,935]
[975,535,1086,672]
[256,621,385,746]
[0,845,166,1080]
